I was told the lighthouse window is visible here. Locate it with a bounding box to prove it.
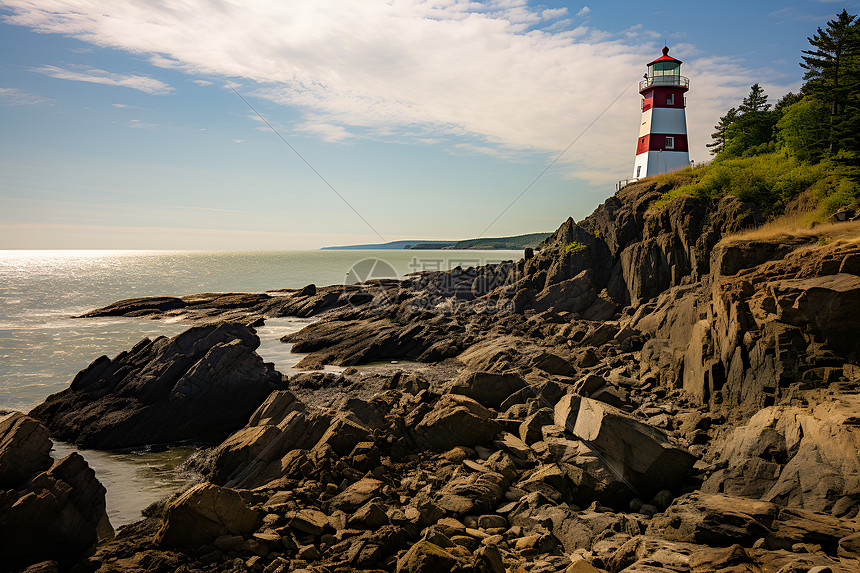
[666,94,674,106]
[665,136,675,150]
[636,166,642,177]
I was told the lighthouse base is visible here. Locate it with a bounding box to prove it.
[632,150,690,180]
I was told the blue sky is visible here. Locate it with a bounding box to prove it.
[2,0,858,250]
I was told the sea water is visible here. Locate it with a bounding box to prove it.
[0,249,519,525]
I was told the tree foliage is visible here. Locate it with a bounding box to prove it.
[707,10,860,165]
[740,83,771,113]
[706,107,738,156]
[692,10,860,217]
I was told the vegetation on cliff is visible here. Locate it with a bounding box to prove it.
[653,10,860,220]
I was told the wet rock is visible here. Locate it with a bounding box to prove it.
[30,323,285,449]
[0,450,112,570]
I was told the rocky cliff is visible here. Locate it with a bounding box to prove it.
[16,178,860,572]
[0,412,112,572]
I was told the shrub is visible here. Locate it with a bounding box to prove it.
[563,241,587,255]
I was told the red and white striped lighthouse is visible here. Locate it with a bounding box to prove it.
[632,46,690,180]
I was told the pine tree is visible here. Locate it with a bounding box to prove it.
[740,84,770,113]
[706,107,738,155]
[800,10,860,155]
[800,10,858,116]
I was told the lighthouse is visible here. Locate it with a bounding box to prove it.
[632,46,690,180]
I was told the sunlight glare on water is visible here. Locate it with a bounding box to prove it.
[0,248,521,525]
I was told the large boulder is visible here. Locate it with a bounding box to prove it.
[449,371,527,409]
[648,492,860,555]
[411,394,502,451]
[648,492,779,547]
[0,412,52,488]
[570,398,695,497]
[30,322,286,449]
[156,483,260,550]
[703,402,860,515]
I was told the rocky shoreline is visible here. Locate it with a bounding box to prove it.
[4,179,860,572]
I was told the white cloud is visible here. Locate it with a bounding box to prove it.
[193,79,213,86]
[542,7,568,20]
[0,87,52,105]
[128,118,157,129]
[112,102,128,108]
[1,0,792,184]
[232,138,246,143]
[32,65,173,95]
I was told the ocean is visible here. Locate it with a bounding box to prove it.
[0,249,520,526]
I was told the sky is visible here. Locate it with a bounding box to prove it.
[2,0,858,250]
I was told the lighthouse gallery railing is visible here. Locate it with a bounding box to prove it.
[639,76,690,91]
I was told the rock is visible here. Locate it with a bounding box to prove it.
[475,544,505,573]
[436,469,509,516]
[838,531,860,560]
[519,408,554,445]
[552,509,641,553]
[157,483,260,550]
[312,413,372,456]
[703,403,860,514]
[412,394,502,450]
[20,562,61,573]
[30,323,285,449]
[571,398,695,497]
[0,412,52,488]
[531,269,599,314]
[554,394,583,432]
[572,374,607,397]
[767,507,860,553]
[396,540,462,573]
[688,544,753,572]
[648,492,778,546]
[477,514,507,530]
[348,501,389,530]
[0,450,112,570]
[450,371,527,409]
[565,560,604,573]
[287,508,330,536]
[329,477,384,513]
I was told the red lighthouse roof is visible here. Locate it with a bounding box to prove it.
[648,46,682,65]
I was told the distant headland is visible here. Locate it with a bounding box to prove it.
[321,231,552,250]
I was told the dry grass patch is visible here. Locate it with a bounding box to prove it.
[722,214,860,245]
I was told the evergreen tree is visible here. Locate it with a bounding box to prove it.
[706,107,738,155]
[800,10,858,115]
[774,92,803,114]
[800,10,860,155]
[740,83,770,113]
